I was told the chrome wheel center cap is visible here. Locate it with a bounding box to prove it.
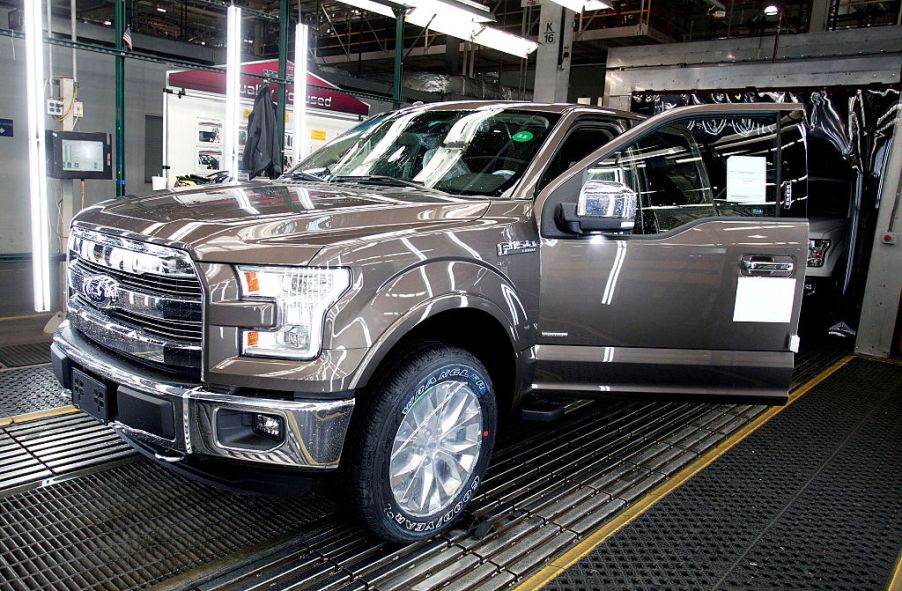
[388,380,483,517]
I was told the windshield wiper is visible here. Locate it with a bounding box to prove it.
[284,171,327,182]
[330,175,429,190]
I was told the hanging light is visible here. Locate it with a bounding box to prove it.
[24,0,51,312]
[224,5,242,177]
[293,23,309,164]
[544,0,612,13]
[332,0,538,58]
[764,4,780,16]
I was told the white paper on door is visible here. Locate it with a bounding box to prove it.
[726,155,766,203]
[733,276,795,323]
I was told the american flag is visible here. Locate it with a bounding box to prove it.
[122,26,133,50]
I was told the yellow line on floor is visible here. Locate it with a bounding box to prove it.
[0,405,78,428]
[514,354,855,591]
[0,362,52,373]
[0,312,53,322]
[888,550,902,591]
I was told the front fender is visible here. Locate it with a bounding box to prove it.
[335,259,532,390]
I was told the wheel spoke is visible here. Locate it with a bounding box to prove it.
[389,379,484,518]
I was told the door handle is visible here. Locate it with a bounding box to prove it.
[740,255,794,277]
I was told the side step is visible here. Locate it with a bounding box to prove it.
[520,398,591,423]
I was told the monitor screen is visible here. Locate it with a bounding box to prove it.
[61,139,105,173]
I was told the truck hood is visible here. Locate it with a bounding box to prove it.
[74,181,490,265]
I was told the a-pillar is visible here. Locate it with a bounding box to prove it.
[532,0,574,103]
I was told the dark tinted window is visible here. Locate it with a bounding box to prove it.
[539,125,617,189]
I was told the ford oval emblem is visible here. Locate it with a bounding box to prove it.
[82,275,120,308]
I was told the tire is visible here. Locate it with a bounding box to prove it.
[343,342,497,543]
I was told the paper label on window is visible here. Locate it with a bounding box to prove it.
[733,276,795,323]
[726,155,766,203]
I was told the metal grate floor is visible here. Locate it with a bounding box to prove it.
[0,413,133,495]
[0,343,52,369]
[0,366,69,418]
[543,356,902,591]
[0,461,336,591]
[0,341,852,591]
[191,399,768,591]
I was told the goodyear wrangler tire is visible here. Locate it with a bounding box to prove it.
[344,342,497,543]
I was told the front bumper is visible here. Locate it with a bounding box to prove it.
[52,322,355,471]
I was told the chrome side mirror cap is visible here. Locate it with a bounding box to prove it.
[577,180,638,230]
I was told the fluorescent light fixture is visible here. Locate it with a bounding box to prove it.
[410,0,493,23]
[337,0,393,18]
[24,0,51,311]
[544,0,611,12]
[583,0,612,10]
[471,25,538,58]
[293,23,309,164]
[764,4,779,15]
[224,5,242,177]
[156,6,167,12]
[333,0,536,57]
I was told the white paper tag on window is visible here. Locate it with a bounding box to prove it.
[733,276,795,323]
[726,155,766,203]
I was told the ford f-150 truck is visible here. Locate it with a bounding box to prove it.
[53,101,809,542]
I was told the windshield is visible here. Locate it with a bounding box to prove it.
[288,107,561,197]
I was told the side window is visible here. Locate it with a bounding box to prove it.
[581,113,782,235]
[538,125,616,190]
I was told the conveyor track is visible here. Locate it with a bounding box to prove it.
[0,340,851,591]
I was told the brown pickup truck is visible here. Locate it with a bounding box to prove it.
[53,101,809,542]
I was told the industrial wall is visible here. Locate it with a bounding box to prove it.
[0,36,170,255]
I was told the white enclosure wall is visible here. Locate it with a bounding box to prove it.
[163,91,360,180]
[0,36,169,254]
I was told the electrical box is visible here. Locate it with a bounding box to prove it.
[47,99,64,117]
[46,131,113,180]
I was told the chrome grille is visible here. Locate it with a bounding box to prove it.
[67,227,203,373]
[74,257,203,298]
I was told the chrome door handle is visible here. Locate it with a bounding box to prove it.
[740,255,794,277]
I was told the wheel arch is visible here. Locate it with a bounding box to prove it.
[350,294,525,415]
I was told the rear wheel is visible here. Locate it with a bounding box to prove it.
[344,343,496,542]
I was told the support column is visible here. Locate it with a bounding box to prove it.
[114,0,126,196]
[392,6,405,108]
[276,0,289,170]
[532,0,574,103]
[445,36,460,76]
[808,0,830,31]
[856,92,902,358]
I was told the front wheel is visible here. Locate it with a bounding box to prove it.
[343,343,497,542]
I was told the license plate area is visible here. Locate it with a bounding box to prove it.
[71,368,112,423]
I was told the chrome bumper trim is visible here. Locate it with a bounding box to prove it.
[54,322,354,470]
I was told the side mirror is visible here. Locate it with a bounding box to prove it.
[556,180,638,234]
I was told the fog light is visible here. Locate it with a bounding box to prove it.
[253,413,284,441]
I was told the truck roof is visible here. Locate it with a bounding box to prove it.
[395,100,644,120]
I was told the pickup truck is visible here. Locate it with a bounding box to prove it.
[53,101,809,542]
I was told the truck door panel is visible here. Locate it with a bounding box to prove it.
[535,104,808,403]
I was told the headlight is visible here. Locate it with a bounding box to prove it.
[237,266,351,360]
[807,239,831,268]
